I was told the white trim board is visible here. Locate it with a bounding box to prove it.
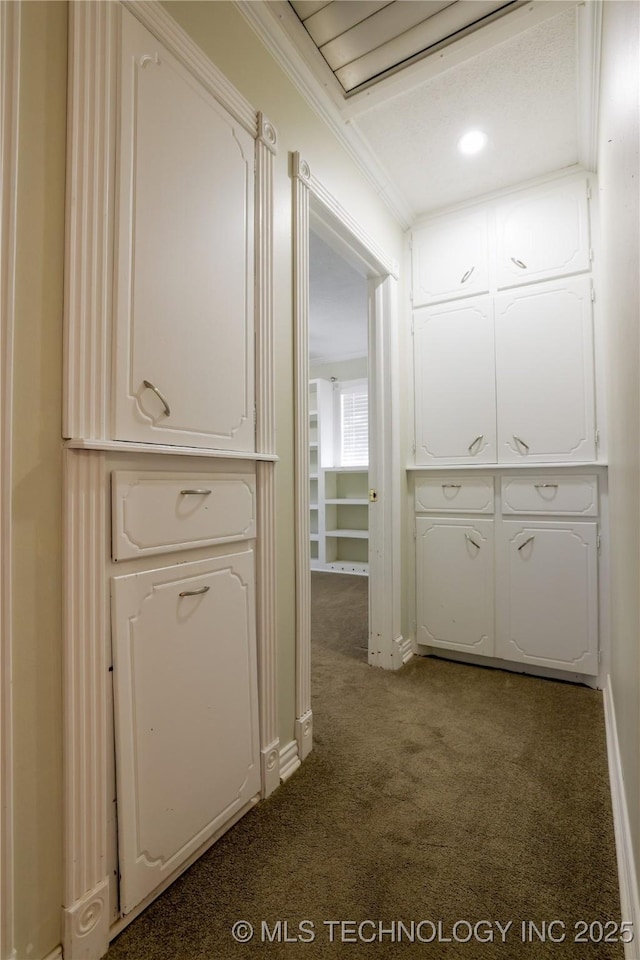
[603,675,640,958]
[279,740,301,783]
[0,3,20,957]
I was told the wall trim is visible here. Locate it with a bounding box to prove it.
[292,151,403,761]
[577,0,603,172]
[43,946,63,960]
[279,740,301,782]
[603,675,640,957]
[0,3,20,957]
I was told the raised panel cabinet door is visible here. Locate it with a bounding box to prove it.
[412,208,490,306]
[495,178,591,289]
[111,550,260,914]
[114,11,255,450]
[416,517,494,656]
[497,521,598,675]
[495,277,596,462]
[414,297,496,464]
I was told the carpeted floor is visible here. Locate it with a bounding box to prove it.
[108,572,623,959]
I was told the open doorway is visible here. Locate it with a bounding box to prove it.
[308,230,370,663]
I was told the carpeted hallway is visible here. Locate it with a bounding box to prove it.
[108,572,623,959]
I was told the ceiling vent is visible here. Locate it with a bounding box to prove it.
[289,0,523,94]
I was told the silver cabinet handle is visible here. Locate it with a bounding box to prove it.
[468,434,483,454]
[535,483,558,489]
[518,536,535,552]
[442,483,461,489]
[179,585,210,597]
[465,533,481,549]
[460,266,475,284]
[180,489,212,496]
[510,257,527,269]
[513,435,529,453]
[143,379,171,417]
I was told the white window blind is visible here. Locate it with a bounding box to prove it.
[339,380,368,466]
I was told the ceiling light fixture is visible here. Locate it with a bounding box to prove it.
[458,130,488,155]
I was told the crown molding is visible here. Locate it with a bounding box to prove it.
[577,0,603,172]
[234,0,414,229]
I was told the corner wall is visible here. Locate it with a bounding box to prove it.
[597,0,640,882]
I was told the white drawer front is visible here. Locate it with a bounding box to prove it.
[501,476,598,516]
[415,477,494,514]
[112,471,256,560]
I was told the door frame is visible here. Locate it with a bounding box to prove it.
[291,153,406,763]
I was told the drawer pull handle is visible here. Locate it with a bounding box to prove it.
[468,434,483,454]
[518,536,535,552]
[442,483,462,489]
[143,379,171,417]
[513,435,530,453]
[510,257,527,270]
[180,489,212,496]
[179,585,210,598]
[535,483,559,489]
[465,533,481,550]
[460,266,475,284]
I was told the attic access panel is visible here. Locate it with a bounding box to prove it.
[289,0,522,94]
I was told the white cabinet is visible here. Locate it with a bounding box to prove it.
[497,521,598,674]
[414,297,496,464]
[412,208,490,305]
[416,517,494,656]
[112,549,260,914]
[114,11,255,451]
[495,178,591,289]
[495,277,596,462]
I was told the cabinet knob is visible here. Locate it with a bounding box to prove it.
[465,533,481,550]
[468,434,484,455]
[460,266,475,284]
[180,489,212,496]
[142,379,171,418]
[510,257,527,270]
[513,435,530,453]
[178,585,210,597]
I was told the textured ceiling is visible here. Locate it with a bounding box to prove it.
[354,7,578,216]
[309,231,368,363]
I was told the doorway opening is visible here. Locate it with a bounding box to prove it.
[309,229,370,663]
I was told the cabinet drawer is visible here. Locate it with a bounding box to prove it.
[112,471,256,560]
[415,477,494,513]
[501,476,598,516]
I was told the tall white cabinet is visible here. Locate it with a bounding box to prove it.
[410,173,603,680]
[62,6,277,958]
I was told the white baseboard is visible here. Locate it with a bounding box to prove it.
[603,675,640,958]
[279,739,301,782]
[43,946,63,960]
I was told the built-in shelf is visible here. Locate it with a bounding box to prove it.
[64,438,279,461]
[325,498,368,505]
[407,461,608,472]
[310,533,319,541]
[325,529,369,539]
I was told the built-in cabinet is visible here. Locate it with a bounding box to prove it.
[410,173,603,680]
[309,378,369,576]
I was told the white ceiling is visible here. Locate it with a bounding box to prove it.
[309,231,368,363]
[354,6,579,215]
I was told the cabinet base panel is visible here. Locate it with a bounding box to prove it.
[311,561,368,577]
[416,645,600,688]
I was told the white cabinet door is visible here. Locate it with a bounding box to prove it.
[495,277,595,462]
[412,208,490,306]
[114,11,254,451]
[112,550,260,914]
[497,521,598,675]
[414,297,496,464]
[416,517,494,656]
[495,178,591,289]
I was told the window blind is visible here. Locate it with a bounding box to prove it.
[340,381,368,466]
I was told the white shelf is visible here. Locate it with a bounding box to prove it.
[325,528,369,539]
[325,498,368,505]
[310,533,319,541]
[324,466,369,473]
[310,504,318,510]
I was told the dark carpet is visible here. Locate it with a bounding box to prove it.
[108,572,623,959]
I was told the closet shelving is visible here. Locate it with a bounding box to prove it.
[309,379,369,576]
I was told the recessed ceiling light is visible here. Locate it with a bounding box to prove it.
[458,130,488,156]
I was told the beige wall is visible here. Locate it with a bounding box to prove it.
[11,3,68,958]
[597,0,640,868]
[310,358,368,381]
[162,1,405,747]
